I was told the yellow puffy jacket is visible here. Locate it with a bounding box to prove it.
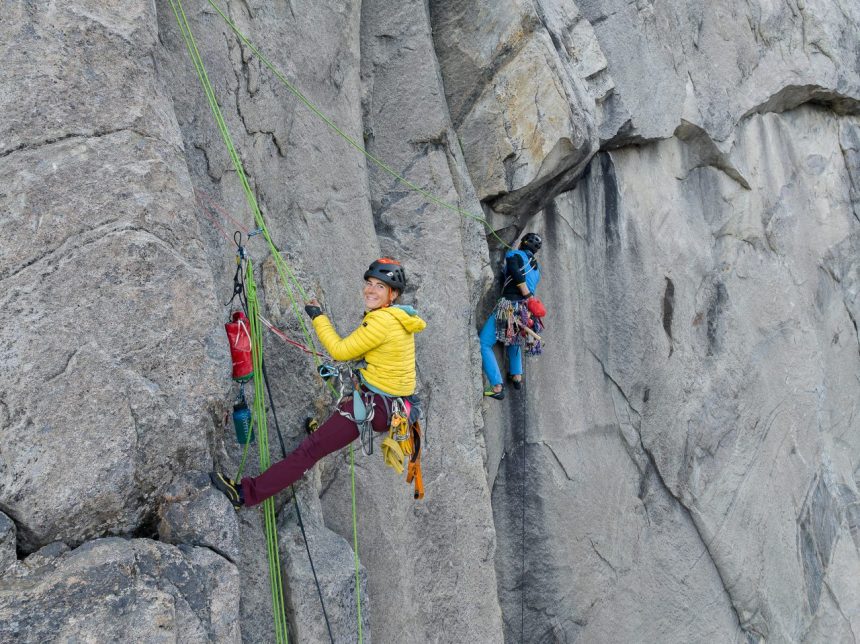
[312,305,427,396]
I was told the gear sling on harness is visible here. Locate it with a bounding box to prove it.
[337,376,425,500]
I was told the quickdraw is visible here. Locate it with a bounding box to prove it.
[326,367,378,456]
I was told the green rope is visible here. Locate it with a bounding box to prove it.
[350,444,364,642]
[170,0,319,361]
[247,260,290,644]
[203,0,513,251]
[169,3,296,640]
[234,414,254,481]
[170,2,365,637]
[172,0,344,406]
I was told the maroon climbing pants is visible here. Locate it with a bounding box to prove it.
[240,394,390,507]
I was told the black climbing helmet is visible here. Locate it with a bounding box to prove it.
[364,257,406,292]
[520,232,542,253]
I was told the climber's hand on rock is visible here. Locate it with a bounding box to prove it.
[305,299,323,319]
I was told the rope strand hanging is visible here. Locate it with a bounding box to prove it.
[168,0,319,366]
[168,1,365,639]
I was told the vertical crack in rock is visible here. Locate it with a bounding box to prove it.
[821,246,860,357]
[237,0,255,21]
[233,39,289,159]
[600,152,620,249]
[192,143,218,181]
[706,281,729,356]
[846,304,860,357]
[844,483,860,554]
[662,277,675,356]
[837,123,860,224]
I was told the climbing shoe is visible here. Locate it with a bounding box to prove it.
[507,374,522,390]
[210,472,244,510]
[305,416,319,435]
[483,386,505,400]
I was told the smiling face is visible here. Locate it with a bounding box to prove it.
[363,277,398,310]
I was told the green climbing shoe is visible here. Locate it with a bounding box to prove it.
[483,385,505,400]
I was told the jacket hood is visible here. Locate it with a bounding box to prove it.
[376,304,426,334]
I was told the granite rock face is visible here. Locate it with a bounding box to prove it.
[0,538,240,643]
[0,513,15,575]
[573,0,860,144]
[0,1,225,552]
[429,0,599,219]
[486,106,860,642]
[158,470,241,564]
[1,0,858,643]
[280,483,370,643]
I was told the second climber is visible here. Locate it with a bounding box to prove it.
[480,232,546,400]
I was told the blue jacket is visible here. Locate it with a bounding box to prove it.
[501,249,540,300]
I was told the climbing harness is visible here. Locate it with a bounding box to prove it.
[493,299,545,355]
[316,364,426,499]
[320,367,377,456]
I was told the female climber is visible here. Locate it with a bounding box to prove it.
[211,257,426,508]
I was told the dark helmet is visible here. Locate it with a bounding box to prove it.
[520,232,542,253]
[364,257,406,291]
